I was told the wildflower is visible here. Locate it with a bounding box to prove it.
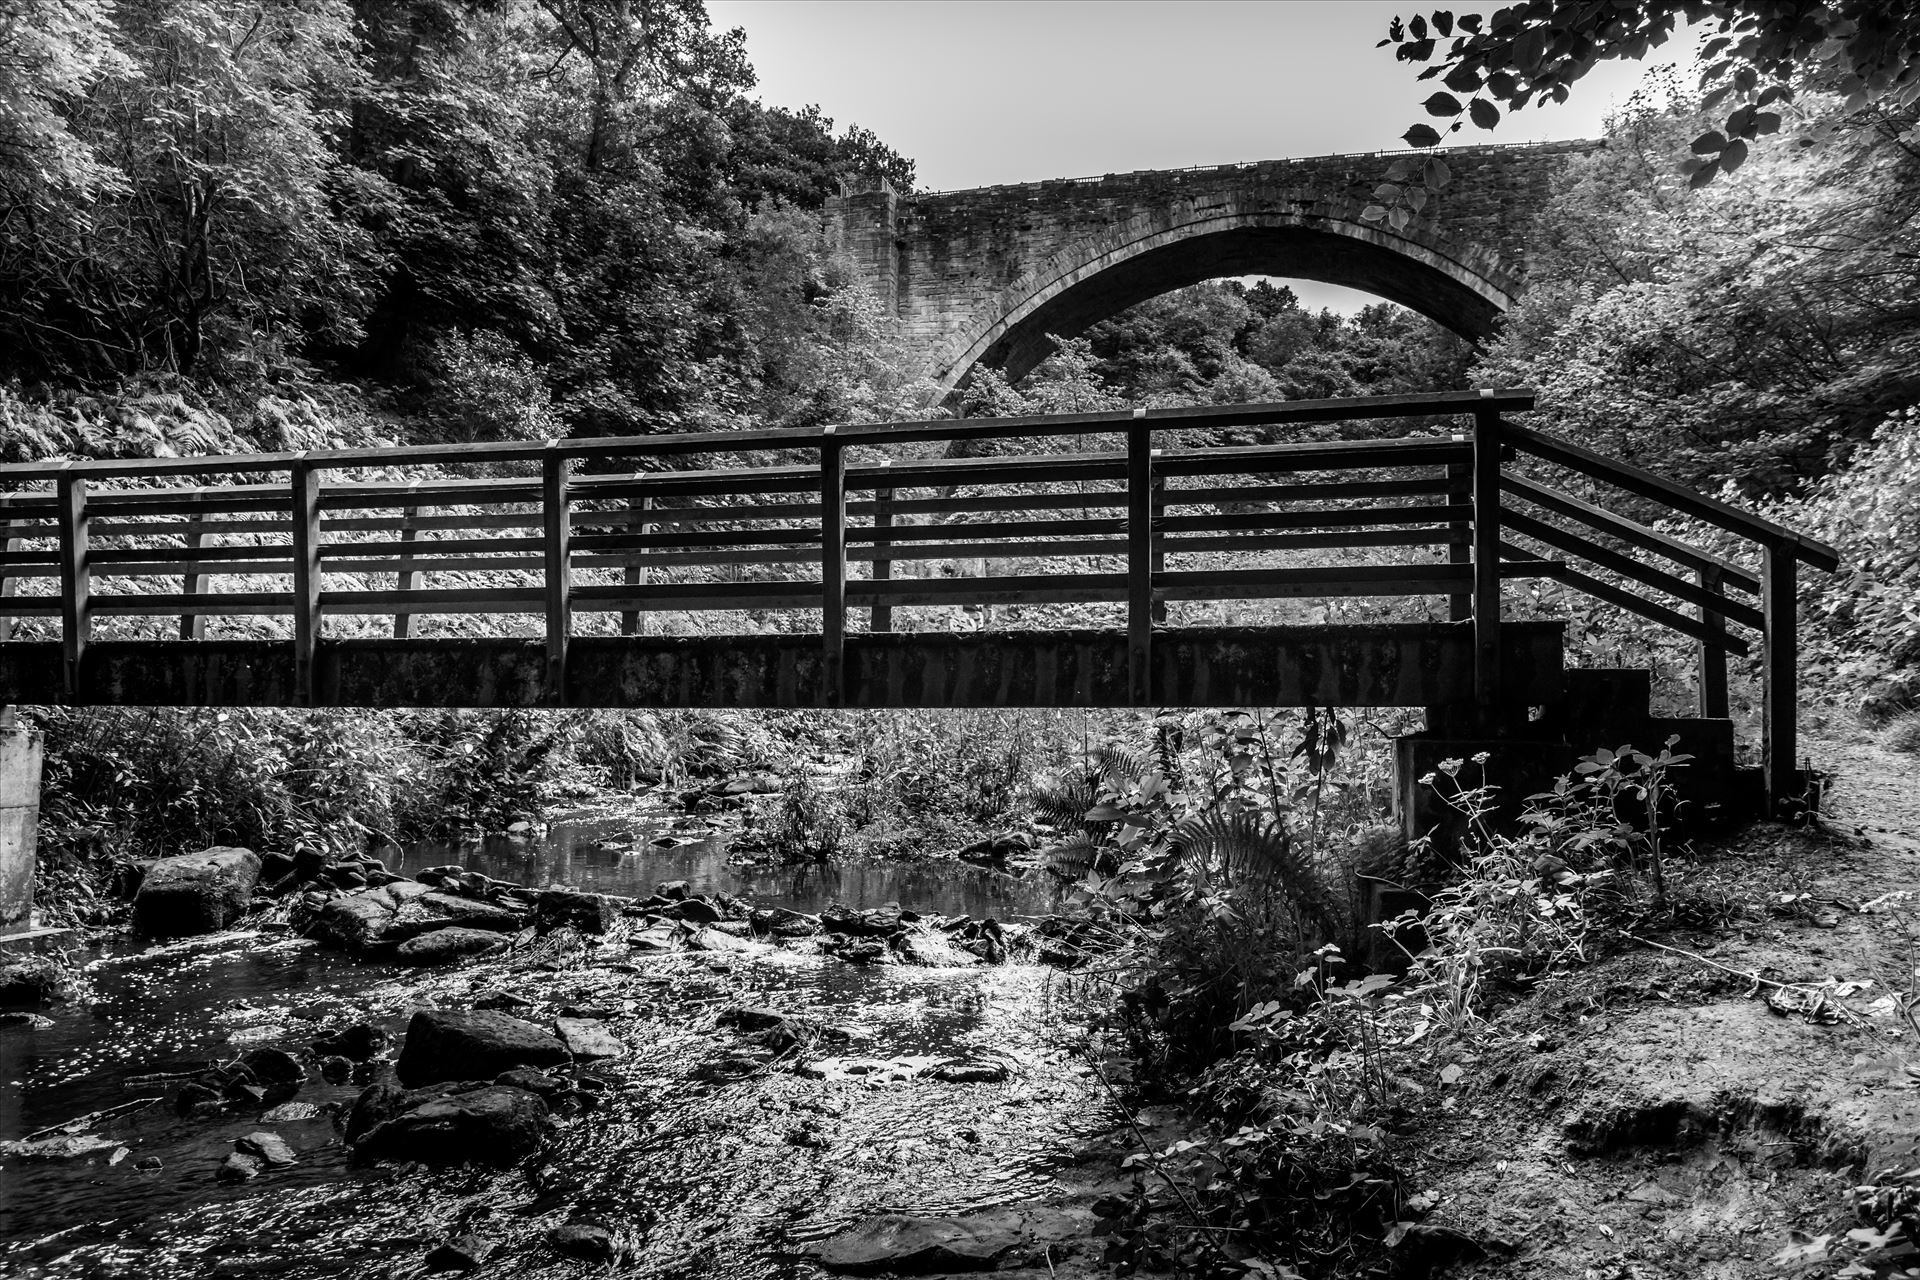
[1439,757,1463,776]
[1471,751,1491,765]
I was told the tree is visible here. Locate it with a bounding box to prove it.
[0,0,125,197]
[1374,1,1920,223]
[0,0,389,379]
[1471,83,1920,494]
[533,0,750,172]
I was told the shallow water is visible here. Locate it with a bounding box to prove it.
[0,810,1106,1279]
[388,803,1059,922]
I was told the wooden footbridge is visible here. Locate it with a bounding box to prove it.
[0,390,1835,810]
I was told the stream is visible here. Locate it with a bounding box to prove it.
[0,806,1114,1279]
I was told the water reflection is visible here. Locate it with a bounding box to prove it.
[385,810,1062,921]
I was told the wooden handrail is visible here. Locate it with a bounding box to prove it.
[1503,420,1840,571]
[0,390,1534,482]
[0,387,1837,814]
[1500,473,1761,594]
[1499,542,1752,656]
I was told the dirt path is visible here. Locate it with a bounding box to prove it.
[1807,724,1920,847]
[1396,722,1920,1279]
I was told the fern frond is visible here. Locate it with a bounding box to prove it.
[1088,741,1151,787]
[1169,809,1343,940]
[1027,771,1101,833]
[1043,835,1104,880]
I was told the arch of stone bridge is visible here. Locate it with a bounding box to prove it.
[933,197,1520,393]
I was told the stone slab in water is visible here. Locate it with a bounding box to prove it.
[802,1203,1095,1273]
[0,957,74,1009]
[553,1017,624,1060]
[396,927,509,967]
[353,1085,551,1165]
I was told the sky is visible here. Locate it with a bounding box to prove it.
[707,0,1694,312]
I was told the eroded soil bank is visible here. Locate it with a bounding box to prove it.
[1370,729,1920,1279]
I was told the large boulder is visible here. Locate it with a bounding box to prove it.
[396,928,510,967]
[0,958,75,1009]
[552,1017,624,1061]
[132,847,261,937]
[353,1085,551,1165]
[238,1048,306,1105]
[396,1009,570,1087]
[302,893,397,953]
[311,1021,389,1062]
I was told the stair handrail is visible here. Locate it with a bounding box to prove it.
[1493,415,1838,816]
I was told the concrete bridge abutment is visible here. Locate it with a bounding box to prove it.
[0,720,47,947]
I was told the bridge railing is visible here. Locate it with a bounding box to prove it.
[0,388,1837,808]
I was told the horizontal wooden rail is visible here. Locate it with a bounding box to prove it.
[1503,421,1840,571]
[0,390,1535,482]
[1500,473,1760,594]
[0,387,1838,814]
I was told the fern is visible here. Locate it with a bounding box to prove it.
[1029,740,1152,833]
[1043,835,1105,880]
[1088,741,1151,786]
[1169,809,1344,941]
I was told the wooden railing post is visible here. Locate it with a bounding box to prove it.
[1447,436,1471,622]
[55,469,88,698]
[1762,544,1798,814]
[620,494,651,637]
[0,500,22,643]
[820,430,847,707]
[1696,564,1729,719]
[1471,393,1503,717]
[290,459,321,706]
[180,489,208,641]
[393,496,424,639]
[1150,472,1168,626]
[870,460,893,634]
[542,449,571,705]
[1127,412,1154,706]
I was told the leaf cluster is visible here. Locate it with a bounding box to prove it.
[1384,2,1920,190]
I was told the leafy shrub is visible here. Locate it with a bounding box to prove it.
[743,710,1070,862]
[401,709,572,834]
[30,703,604,923]
[32,706,427,924]
[424,331,562,443]
[1773,408,1920,680]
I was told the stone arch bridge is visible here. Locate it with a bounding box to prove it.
[824,140,1598,393]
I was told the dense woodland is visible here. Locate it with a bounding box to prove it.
[8,6,1920,1277]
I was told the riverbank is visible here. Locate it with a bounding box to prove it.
[1,816,1121,1278]
[9,714,1920,1279]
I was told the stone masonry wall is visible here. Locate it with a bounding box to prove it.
[823,140,1599,386]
